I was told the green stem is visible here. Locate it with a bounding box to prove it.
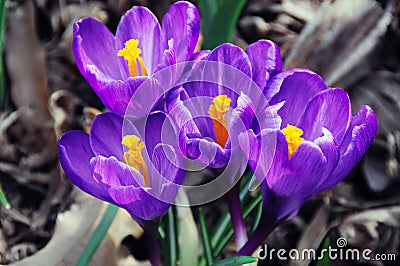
[199,207,214,265]
[165,207,177,266]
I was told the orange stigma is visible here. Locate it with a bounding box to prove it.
[208,95,231,147]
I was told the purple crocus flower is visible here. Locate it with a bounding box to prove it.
[73,1,200,116]
[237,69,378,255]
[169,41,282,248]
[58,112,185,228]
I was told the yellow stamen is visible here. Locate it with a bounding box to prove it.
[282,124,304,159]
[208,95,232,147]
[122,135,150,186]
[118,39,149,77]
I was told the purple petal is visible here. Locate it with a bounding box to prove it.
[58,131,111,202]
[186,137,230,168]
[162,1,200,63]
[313,128,340,187]
[149,144,186,202]
[261,130,288,187]
[268,69,327,126]
[108,186,170,220]
[90,155,143,187]
[239,129,278,183]
[115,6,161,76]
[317,105,377,193]
[124,77,167,118]
[229,93,256,131]
[256,102,284,134]
[238,129,261,175]
[246,40,282,89]
[270,139,327,198]
[151,144,185,185]
[191,44,251,105]
[90,112,136,161]
[191,50,211,61]
[73,18,123,94]
[145,111,177,155]
[228,93,256,145]
[298,88,351,144]
[154,39,177,73]
[100,76,153,116]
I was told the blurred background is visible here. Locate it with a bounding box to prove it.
[0,0,399,265]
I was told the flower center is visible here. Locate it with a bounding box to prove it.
[208,95,231,147]
[282,124,304,159]
[118,39,148,77]
[121,135,149,186]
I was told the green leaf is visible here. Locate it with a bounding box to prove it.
[211,256,257,266]
[201,0,247,49]
[250,201,262,234]
[316,237,330,266]
[0,183,10,209]
[158,224,166,240]
[199,0,218,38]
[164,207,178,266]
[199,207,214,265]
[76,204,119,266]
[0,0,7,109]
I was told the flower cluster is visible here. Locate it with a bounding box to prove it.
[59,1,378,263]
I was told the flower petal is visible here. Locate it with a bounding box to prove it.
[246,40,282,90]
[58,131,111,202]
[115,6,161,76]
[100,76,155,116]
[270,139,327,199]
[228,93,256,134]
[145,111,177,155]
[298,88,351,144]
[161,1,200,63]
[268,69,327,126]
[239,129,278,184]
[73,18,122,93]
[148,144,186,202]
[313,128,340,188]
[90,112,136,161]
[186,137,230,168]
[90,155,143,187]
[317,105,377,193]
[108,186,170,220]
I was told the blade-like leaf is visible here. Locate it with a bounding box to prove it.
[165,207,178,266]
[316,237,330,266]
[76,204,119,266]
[0,183,10,209]
[199,207,214,265]
[211,256,257,266]
[199,0,218,38]
[201,0,247,49]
